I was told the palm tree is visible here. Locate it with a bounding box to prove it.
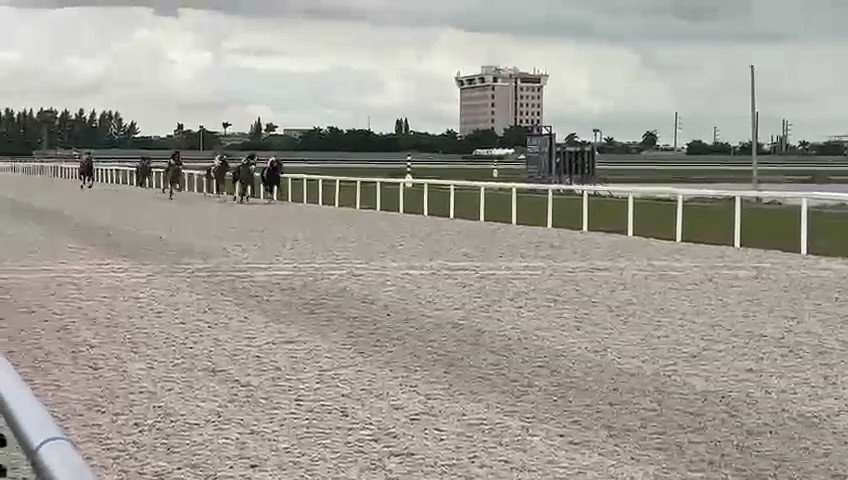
[564,132,580,146]
[603,136,615,145]
[641,130,659,149]
[264,122,279,135]
[798,140,810,153]
[222,121,232,135]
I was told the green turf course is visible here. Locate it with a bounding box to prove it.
[152,169,847,259]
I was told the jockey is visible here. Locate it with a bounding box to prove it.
[169,150,183,167]
[213,154,222,168]
[266,156,278,170]
[243,153,257,166]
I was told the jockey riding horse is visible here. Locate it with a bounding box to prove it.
[232,154,257,203]
[162,150,183,200]
[206,154,229,196]
[78,152,94,189]
[260,156,283,200]
[135,156,153,188]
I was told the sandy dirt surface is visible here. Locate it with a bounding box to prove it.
[0,174,846,479]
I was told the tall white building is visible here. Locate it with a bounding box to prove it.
[455,65,549,135]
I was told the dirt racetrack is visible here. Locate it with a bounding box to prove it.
[0,174,846,479]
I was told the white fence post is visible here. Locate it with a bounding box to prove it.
[801,197,808,256]
[287,178,292,202]
[423,183,429,216]
[582,190,589,232]
[334,179,340,207]
[302,178,307,204]
[399,182,405,214]
[627,194,634,237]
[449,184,455,219]
[546,188,553,228]
[356,180,361,209]
[734,196,742,248]
[479,186,485,221]
[273,184,278,201]
[675,194,684,243]
[511,187,517,225]
[376,181,382,211]
[318,178,323,206]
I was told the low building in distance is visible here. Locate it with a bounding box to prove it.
[455,65,549,135]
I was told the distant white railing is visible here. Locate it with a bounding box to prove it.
[3,161,848,257]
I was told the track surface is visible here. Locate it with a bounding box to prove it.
[1,175,847,479]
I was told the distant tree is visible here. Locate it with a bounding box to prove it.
[798,140,810,153]
[641,130,659,149]
[564,132,580,146]
[403,117,410,135]
[498,125,527,148]
[603,136,615,145]
[264,122,279,135]
[249,117,263,142]
[222,121,232,135]
[394,118,403,135]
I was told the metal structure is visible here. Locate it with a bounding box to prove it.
[525,125,556,182]
[0,355,97,480]
[556,145,598,185]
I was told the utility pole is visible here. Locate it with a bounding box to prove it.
[673,112,679,151]
[713,125,719,144]
[750,65,758,188]
[199,125,205,151]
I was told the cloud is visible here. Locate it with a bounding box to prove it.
[0,1,844,143]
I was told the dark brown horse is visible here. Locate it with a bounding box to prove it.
[78,155,94,189]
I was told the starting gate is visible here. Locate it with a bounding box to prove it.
[525,126,598,184]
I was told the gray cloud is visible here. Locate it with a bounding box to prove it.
[6,0,846,43]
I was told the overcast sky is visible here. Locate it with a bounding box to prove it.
[0,0,845,143]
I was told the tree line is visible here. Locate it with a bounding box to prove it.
[4,106,844,156]
[0,107,140,154]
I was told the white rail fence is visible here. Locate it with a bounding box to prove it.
[0,355,98,480]
[2,161,847,257]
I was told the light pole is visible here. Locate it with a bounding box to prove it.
[199,125,205,151]
[750,65,758,188]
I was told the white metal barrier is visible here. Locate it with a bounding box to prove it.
[0,355,97,480]
[3,161,848,257]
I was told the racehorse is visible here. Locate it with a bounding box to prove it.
[205,156,229,196]
[162,150,183,200]
[135,156,153,188]
[232,155,257,203]
[78,154,94,189]
[260,157,283,200]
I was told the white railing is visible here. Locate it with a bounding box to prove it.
[0,355,97,480]
[3,161,848,257]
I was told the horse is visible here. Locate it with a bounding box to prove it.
[161,164,183,200]
[232,160,256,203]
[260,158,283,200]
[135,157,153,188]
[205,157,229,196]
[78,156,94,189]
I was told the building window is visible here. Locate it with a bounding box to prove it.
[491,119,495,124]
[491,94,495,99]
